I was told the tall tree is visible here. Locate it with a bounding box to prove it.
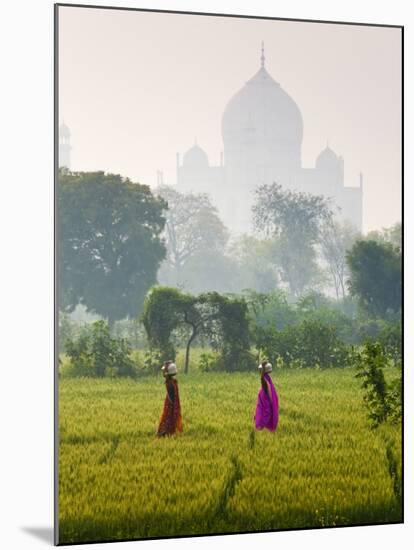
[155,185,229,286]
[58,170,167,327]
[143,287,219,374]
[142,287,253,373]
[346,240,402,318]
[320,220,360,299]
[252,183,332,296]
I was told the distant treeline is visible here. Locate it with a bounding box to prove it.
[60,287,401,375]
[58,169,401,330]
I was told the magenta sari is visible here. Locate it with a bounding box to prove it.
[255,373,279,432]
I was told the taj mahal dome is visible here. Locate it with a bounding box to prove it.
[175,45,363,233]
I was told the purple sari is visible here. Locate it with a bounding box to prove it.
[255,373,279,432]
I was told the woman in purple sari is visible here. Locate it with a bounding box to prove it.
[255,360,279,432]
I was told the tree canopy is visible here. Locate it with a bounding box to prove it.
[252,183,332,296]
[320,220,360,299]
[346,239,402,318]
[155,185,229,288]
[366,222,402,251]
[142,287,253,373]
[58,169,167,326]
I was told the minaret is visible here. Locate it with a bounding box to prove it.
[59,121,72,169]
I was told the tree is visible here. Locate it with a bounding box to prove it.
[155,185,229,287]
[142,287,254,373]
[228,235,278,293]
[252,183,332,296]
[142,287,221,373]
[255,318,349,369]
[58,170,167,327]
[142,287,191,369]
[366,222,402,251]
[243,289,297,331]
[346,240,402,318]
[320,220,360,299]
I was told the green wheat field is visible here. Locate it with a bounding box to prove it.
[58,367,402,544]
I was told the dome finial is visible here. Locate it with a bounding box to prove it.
[261,41,265,68]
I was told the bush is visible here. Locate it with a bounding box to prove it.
[377,321,402,365]
[64,320,137,378]
[217,347,256,372]
[256,319,349,369]
[198,348,256,372]
[350,319,402,364]
[355,341,402,428]
[198,351,220,372]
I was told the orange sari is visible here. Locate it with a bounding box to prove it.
[157,378,183,436]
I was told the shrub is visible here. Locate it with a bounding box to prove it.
[198,351,220,372]
[217,347,256,372]
[298,319,349,368]
[198,348,255,372]
[377,321,402,365]
[355,341,402,428]
[256,319,349,369]
[64,320,136,378]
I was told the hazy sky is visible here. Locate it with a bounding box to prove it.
[58,6,402,232]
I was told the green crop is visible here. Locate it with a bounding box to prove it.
[58,368,402,544]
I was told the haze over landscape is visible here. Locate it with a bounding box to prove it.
[59,7,402,232]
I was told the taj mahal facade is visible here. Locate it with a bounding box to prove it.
[59,45,363,234]
[175,46,363,233]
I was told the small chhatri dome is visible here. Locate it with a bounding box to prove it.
[316,144,339,170]
[59,121,71,139]
[183,141,209,168]
[222,44,303,151]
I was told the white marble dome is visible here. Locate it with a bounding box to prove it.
[183,143,209,168]
[316,145,339,171]
[221,65,303,152]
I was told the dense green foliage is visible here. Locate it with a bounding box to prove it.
[366,223,402,250]
[58,170,167,325]
[346,240,402,318]
[256,319,349,369]
[355,342,402,428]
[142,287,254,373]
[64,320,136,378]
[58,369,402,544]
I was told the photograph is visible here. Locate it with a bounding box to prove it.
[55,4,403,545]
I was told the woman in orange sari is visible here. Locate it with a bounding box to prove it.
[157,361,183,437]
